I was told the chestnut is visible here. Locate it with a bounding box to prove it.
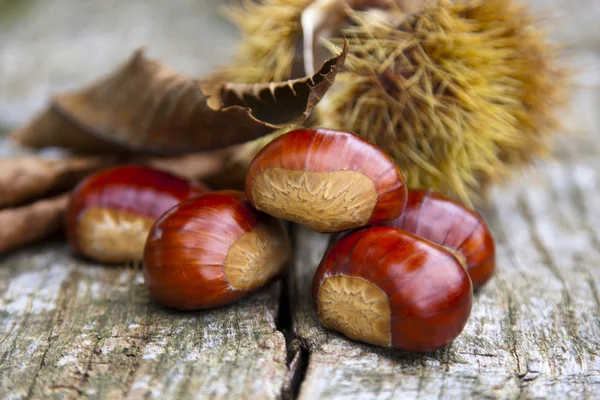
[143,191,291,310]
[66,165,208,263]
[244,128,407,233]
[383,189,496,289]
[313,226,473,352]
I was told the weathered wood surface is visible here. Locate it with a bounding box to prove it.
[0,243,289,399]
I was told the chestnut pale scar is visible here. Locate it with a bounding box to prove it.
[224,219,291,290]
[78,207,154,263]
[318,275,391,346]
[251,168,378,232]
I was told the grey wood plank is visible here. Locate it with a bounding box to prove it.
[0,244,289,399]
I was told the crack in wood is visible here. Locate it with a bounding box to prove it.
[467,203,526,381]
[281,340,309,400]
[122,301,151,398]
[48,384,85,396]
[278,224,311,400]
[517,194,587,371]
[24,262,76,399]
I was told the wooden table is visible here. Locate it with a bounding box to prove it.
[1,0,600,398]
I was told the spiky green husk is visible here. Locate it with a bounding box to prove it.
[223,0,310,82]
[225,0,568,203]
[318,0,567,202]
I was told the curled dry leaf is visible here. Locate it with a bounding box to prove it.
[0,156,110,208]
[11,109,127,154]
[137,147,239,182]
[0,150,233,253]
[0,193,69,254]
[0,147,235,209]
[18,41,346,155]
[0,141,269,254]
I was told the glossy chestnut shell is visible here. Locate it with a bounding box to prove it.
[384,189,496,289]
[245,128,407,233]
[143,191,291,310]
[66,165,207,263]
[313,226,473,351]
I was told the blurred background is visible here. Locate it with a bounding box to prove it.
[0,0,239,133]
[0,0,599,139]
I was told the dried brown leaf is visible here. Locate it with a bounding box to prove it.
[0,151,230,253]
[0,193,69,254]
[11,109,129,154]
[0,148,234,211]
[0,156,110,208]
[39,42,347,155]
[137,147,238,181]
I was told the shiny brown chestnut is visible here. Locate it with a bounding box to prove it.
[383,189,496,289]
[66,165,208,263]
[313,226,473,351]
[244,128,407,233]
[143,191,291,310]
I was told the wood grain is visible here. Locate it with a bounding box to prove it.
[0,245,288,399]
